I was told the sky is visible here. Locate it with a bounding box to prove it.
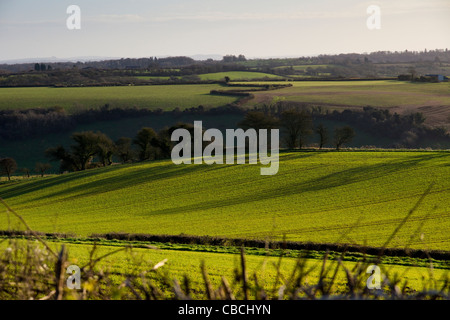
[0,0,449,61]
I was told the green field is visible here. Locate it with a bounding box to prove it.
[198,71,284,81]
[134,71,285,81]
[273,64,330,71]
[134,75,172,80]
[1,151,449,251]
[2,80,449,128]
[0,84,243,112]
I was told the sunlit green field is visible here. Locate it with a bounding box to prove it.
[134,76,172,80]
[1,151,449,251]
[198,71,284,81]
[0,84,242,112]
[273,64,330,71]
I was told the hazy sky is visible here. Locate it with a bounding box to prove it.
[0,0,449,61]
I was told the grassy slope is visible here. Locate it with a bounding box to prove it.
[0,84,241,112]
[0,151,449,250]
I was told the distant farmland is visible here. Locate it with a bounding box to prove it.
[2,80,449,129]
[197,71,284,81]
[1,151,448,251]
[249,80,450,107]
[0,84,244,112]
[240,80,450,128]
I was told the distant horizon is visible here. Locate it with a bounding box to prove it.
[1,0,448,62]
[1,47,448,65]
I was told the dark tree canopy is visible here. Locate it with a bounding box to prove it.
[46,131,116,172]
[133,127,157,161]
[115,137,134,163]
[95,133,115,167]
[151,130,173,160]
[70,131,104,170]
[239,111,279,131]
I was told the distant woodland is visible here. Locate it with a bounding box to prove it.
[1,49,449,87]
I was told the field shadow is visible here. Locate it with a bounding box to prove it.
[135,152,449,216]
[1,152,447,213]
[9,162,228,204]
[0,161,204,201]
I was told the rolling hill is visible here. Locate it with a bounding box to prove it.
[1,151,448,251]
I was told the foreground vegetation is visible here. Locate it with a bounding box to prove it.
[0,235,448,300]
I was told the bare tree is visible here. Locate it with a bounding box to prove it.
[280,110,312,149]
[334,126,355,150]
[35,163,52,177]
[0,158,17,181]
[21,168,31,178]
[315,123,329,149]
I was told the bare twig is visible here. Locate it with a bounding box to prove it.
[240,246,248,300]
[0,198,57,257]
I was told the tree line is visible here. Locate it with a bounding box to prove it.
[1,101,447,146]
[1,110,356,179]
[44,124,192,173]
[2,49,449,73]
[41,115,354,174]
[255,101,449,149]
[2,103,448,179]
[0,104,244,141]
[0,157,51,181]
[238,110,355,150]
